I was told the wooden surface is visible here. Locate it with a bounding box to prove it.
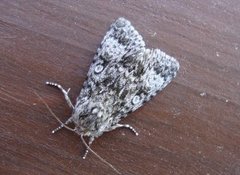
[1,1,240,175]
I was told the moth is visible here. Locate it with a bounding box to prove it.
[44,17,179,171]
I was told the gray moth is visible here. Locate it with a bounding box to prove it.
[45,17,179,163]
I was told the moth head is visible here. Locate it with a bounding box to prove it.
[72,105,104,137]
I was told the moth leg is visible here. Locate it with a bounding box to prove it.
[108,124,139,136]
[46,81,74,109]
[52,117,73,134]
[82,136,95,159]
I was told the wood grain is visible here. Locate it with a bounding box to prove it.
[1,1,240,175]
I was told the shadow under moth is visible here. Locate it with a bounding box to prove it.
[39,17,179,174]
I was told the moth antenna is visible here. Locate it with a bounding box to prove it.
[34,91,76,133]
[80,135,121,175]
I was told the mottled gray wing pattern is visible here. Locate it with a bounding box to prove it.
[76,17,145,104]
[75,17,179,127]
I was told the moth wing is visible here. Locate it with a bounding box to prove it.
[87,48,180,124]
[118,48,180,113]
[86,17,145,80]
[77,17,146,103]
[76,18,179,126]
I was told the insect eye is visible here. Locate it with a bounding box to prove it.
[94,64,104,73]
[132,95,140,105]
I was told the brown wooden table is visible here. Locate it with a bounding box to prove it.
[1,1,240,175]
